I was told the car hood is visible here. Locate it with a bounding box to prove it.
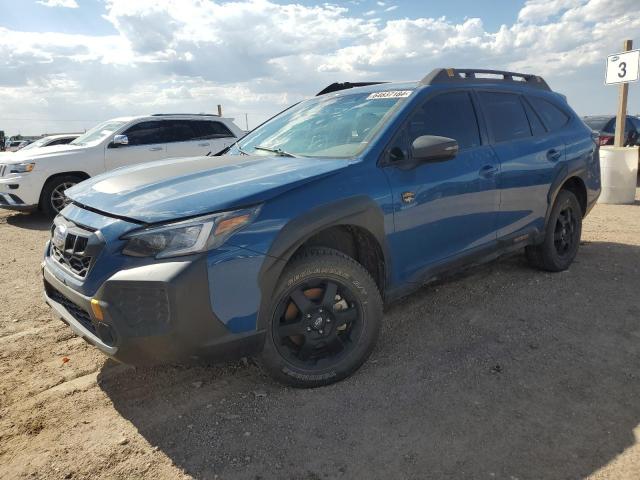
[0,144,87,162]
[65,154,351,223]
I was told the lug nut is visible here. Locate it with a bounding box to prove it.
[326,319,331,323]
[319,330,324,334]
[306,326,312,332]
[306,314,311,318]
[319,308,323,313]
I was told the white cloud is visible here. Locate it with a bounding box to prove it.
[36,0,79,8]
[385,5,398,12]
[2,0,640,135]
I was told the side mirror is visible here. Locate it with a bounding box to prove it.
[110,134,129,148]
[411,135,458,163]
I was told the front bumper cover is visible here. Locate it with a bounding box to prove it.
[43,255,265,365]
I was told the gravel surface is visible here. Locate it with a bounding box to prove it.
[0,186,639,480]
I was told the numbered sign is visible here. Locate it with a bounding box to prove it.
[605,49,640,85]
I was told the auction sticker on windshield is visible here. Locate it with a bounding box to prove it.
[367,91,413,100]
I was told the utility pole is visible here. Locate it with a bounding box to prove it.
[245,113,249,131]
[614,39,633,147]
[217,104,223,117]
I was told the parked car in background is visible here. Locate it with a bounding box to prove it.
[583,115,640,146]
[6,140,30,152]
[18,134,80,152]
[0,114,244,217]
[43,68,600,387]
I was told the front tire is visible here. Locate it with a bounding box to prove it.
[526,189,582,272]
[260,247,383,388]
[40,175,83,218]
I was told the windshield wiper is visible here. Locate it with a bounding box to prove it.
[254,145,297,157]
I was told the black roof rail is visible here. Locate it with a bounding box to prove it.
[316,81,389,96]
[151,113,221,117]
[420,68,551,91]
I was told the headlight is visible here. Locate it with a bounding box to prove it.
[9,162,35,173]
[121,206,261,259]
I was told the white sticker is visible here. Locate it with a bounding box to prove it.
[366,90,413,100]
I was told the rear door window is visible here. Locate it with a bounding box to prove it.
[162,120,198,143]
[522,99,546,136]
[408,91,481,150]
[478,91,531,142]
[527,96,570,131]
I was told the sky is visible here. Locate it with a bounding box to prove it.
[0,0,639,136]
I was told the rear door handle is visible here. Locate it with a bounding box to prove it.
[479,164,497,178]
[198,142,210,147]
[149,146,163,151]
[547,149,562,162]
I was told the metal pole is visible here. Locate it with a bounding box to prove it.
[614,39,633,147]
[245,113,249,131]
[217,104,223,117]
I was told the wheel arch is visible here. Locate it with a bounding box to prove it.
[38,171,91,209]
[256,196,390,330]
[545,167,588,229]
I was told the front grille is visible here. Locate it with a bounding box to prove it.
[51,235,92,277]
[47,287,96,335]
[50,221,100,278]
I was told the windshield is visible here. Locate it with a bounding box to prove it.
[71,120,127,146]
[231,90,413,158]
[20,137,49,151]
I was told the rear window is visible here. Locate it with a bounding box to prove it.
[528,96,570,131]
[478,91,531,143]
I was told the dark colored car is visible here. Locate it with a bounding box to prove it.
[583,115,640,146]
[43,68,601,387]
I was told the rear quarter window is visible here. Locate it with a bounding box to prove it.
[527,96,570,131]
[192,120,235,139]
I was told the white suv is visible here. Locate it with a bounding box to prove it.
[0,114,244,217]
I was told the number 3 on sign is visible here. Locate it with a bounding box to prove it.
[605,49,640,85]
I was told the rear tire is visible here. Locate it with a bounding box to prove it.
[526,189,582,272]
[259,247,382,388]
[40,175,83,218]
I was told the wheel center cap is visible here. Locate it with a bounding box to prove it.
[312,317,324,330]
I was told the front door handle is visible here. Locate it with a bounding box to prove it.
[479,164,497,178]
[547,149,562,162]
[148,146,163,151]
[198,142,210,147]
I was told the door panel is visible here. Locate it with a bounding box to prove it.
[383,90,500,283]
[478,91,565,239]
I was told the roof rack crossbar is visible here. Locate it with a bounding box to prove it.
[316,82,389,96]
[420,68,551,91]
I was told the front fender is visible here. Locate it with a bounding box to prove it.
[255,195,390,330]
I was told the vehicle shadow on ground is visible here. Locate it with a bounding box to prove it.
[4,212,52,231]
[99,241,640,480]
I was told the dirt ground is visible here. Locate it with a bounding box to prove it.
[0,187,639,480]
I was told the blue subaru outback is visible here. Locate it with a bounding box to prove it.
[43,69,601,387]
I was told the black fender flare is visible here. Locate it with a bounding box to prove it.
[543,163,587,234]
[255,195,390,331]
